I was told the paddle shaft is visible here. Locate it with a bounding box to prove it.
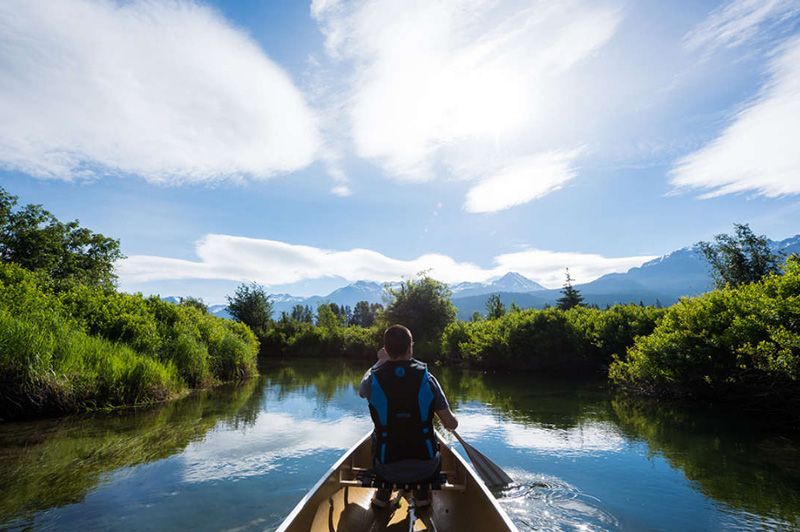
[451,430,513,488]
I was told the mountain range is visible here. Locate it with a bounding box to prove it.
[165,234,799,322]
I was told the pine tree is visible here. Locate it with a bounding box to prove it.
[485,294,506,320]
[556,268,584,310]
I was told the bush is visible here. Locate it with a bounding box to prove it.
[441,304,666,371]
[0,263,259,419]
[610,256,800,401]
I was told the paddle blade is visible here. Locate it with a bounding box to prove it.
[452,431,513,488]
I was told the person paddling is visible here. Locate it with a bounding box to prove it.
[359,324,459,508]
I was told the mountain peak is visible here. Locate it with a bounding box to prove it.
[490,272,546,292]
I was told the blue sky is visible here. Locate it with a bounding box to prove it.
[2,0,800,303]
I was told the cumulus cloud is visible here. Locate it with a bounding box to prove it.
[118,234,656,288]
[684,0,800,51]
[0,0,319,183]
[311,0,620,206]
[464,151,579,213]
[670,35,800,198]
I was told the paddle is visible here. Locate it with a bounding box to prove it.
[451,430,513,488]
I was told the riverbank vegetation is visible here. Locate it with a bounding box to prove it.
[610,255,800,403]
[0,263,258,420]
[0,187,258,421]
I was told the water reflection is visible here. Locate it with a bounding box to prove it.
[610,397,800,528]
[0,359,798,532]
[0,378,264,525]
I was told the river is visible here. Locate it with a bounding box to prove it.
[1,359,799,531]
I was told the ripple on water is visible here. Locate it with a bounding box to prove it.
[495,471,620,532]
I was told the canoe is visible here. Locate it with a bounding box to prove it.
[277,430,519,532]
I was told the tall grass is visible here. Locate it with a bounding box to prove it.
[0,263,259,420]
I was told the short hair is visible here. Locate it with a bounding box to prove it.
[384,325,413,359]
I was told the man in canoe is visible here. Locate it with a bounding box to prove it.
[359,324,459,509]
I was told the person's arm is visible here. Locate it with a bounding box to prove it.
[435,407,458,431]
[428,373,458,430]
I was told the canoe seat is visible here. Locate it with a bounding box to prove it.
[355,469,447,491]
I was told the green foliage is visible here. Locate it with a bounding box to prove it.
[316,302,346,330]
[697,223,783,289]
[0,263,259,419]
[0,186,123,287]
[226,282,273,332]
[257,317,382,361]
[442,304,665,371]
[384,274,457,360]
[290,304,314,323]
[485,294,506,320]
[350,300,382,327]
[179,296,208,314]
[556,268,584,310]
[610,256,800,401]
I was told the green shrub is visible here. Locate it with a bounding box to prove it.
[441,304,665,371]
[610,256,800,400]
[0,263,259,419]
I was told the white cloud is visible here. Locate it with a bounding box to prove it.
[670,35,800,198]
[117,234,656,289]
[331,185,352,197]
[311,0,620,206]
[684,0,800,51]
[464,151,579,213]
[0,0,319,183]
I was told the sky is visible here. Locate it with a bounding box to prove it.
[2,0,800,304]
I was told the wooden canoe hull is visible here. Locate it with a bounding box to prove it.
[277,431,519,532]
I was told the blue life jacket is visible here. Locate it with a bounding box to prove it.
[368,358,438,464]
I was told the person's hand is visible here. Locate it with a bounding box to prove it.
[376,347,390,365]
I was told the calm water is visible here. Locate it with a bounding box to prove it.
[1,360,799,531]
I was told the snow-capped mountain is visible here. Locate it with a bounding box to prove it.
[451,272,545,298]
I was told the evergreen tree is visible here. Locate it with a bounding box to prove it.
[556,268,584,310]
[485,294,506,320]
[471,310,482,322]
[290,304,313,323]
[350,300,382,327]
[226,282,273,332]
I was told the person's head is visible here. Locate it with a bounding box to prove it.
[383,324,413,359]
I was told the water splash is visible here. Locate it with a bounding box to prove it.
[495,471,620,532]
